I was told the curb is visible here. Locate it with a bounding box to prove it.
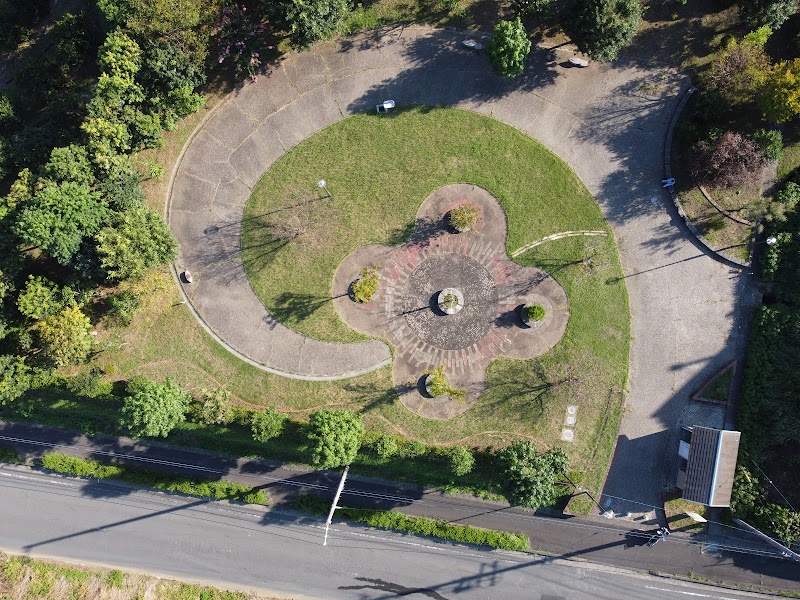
[664,86,752,268]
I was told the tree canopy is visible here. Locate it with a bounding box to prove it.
[499,441,568,508]
[486,18,531,78]
[121,377,191,437]
[95,206,177,280]
[13,180,108,265]
[563,0,642,62]
[307,409,363,469]
[37,305,93,367]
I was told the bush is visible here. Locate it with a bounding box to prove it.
[510,0,551,15]
[281,0,350,47]
[121,378,191,438]
[524,304,546,322]
[351,266,379,303]
[307,409,363,469]
[449,203,479,231]
[292,495,529,551]
[752,129,783,162]
[398,439,428,459]
[66,367,113,398]
[198,388,233,425]
[424,365,466,400]
[741,0,797,30]
[563,0,642,62]
[689,131,766,189]
[0,447,19,463]
[251,407,286,442]
[486,18,531,77]
[448,445,475,477]
[0,355,30,405]
[42,452,268,505]
[107,291,140,326]
[373,434,398,459]
[499,441,568,508]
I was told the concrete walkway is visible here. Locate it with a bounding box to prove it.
[168,26,757,512]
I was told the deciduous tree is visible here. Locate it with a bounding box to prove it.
[563,0,642,62]
[121,377,191,437]
[0,354,31,405]
[689,131,766,189]
[37,305,93,367]
[95,206,176,280]
[486,18,531,78]
[499,440,568,508]
[307,409,363,469]
[759,59,800,123]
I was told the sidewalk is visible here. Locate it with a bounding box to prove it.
[1,420,798,592]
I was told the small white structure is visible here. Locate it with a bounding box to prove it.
[376,100,396,114]
[569,57,589,67]
[462,39,484,51]
[437,288,464,315]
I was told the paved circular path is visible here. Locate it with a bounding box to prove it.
[332,184,568,419]
[168,26,756,513]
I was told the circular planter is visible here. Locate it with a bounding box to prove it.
[437,288,464,315]
[520,304,546,328]
[449,202,480,233]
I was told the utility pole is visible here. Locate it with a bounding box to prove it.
[733,518,800,561]
[323,466,349,546]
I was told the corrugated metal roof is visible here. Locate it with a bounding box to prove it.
[683,427,740,507]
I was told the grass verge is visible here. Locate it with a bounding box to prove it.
[41,452,267,505]
[292,494,530,551]
[0,552,277,600]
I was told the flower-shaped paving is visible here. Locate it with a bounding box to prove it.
[333,184,569,419]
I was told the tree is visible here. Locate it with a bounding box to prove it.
[41,145,95,186]
[706,36,771,106]
[37,305,93,367]
[511,0,551,16]
[486,18,531,78]
[689,131,766,189]
[563,0,642,62]
[14,181,108,265]
[0,355,31,405]
[121,377,191,437]
[740,0,798,30]
[307,409,363,469]
[95,206,177,280]
[281,0,350,48]
[499,440,568,508]
[17,275,74,320]
[251,406,286,442]
[198,388,232,425]
[448,445,475,477]
[759,59,800,124]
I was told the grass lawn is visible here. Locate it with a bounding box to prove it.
[676,187,753,262]
[242,106,629,500]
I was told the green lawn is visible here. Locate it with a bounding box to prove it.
[40,107,629,512]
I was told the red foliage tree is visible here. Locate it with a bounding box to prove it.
[689,132,766,189]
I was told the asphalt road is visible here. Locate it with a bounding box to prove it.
[0,467,781,600]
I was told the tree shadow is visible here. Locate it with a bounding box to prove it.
[271,292,342,323]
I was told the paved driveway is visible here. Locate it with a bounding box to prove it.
[168,26,756,512]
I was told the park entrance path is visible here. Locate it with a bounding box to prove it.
[168,26,755,512]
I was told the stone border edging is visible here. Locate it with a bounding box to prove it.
[664,86,751,268]
[697,186,753,226]
[163,84,392,381]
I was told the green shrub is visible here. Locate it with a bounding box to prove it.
[486,18,531,77]
[197,388,233,425]
[292,494,529,551]
[251,407,286,442]
[66,367,113,398]
[41,452,267,505]
[121,378,191,438]
[351,267,379,304]
[107,291,140,326]
[752,129,783,162]
[424,365,465,400]
[448,445,475,476]
[307,409,363,469]
[374,435,398,459]
[281,0,350,47]
[449,203,479,231]
[499,441,568,508]
[0,354,31,406]
[0,446,20,463]
[398,439,428,459]
[524,304,546,322]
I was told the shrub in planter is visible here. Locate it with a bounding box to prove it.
[352,266,379,304]
[442,293,459,310]
[449,203,479,232]
[523,304,546,323]
[424,365,466,400]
